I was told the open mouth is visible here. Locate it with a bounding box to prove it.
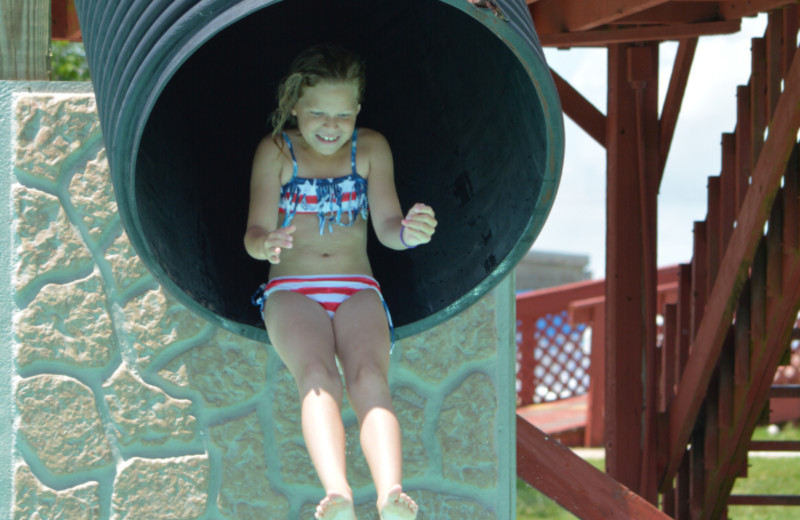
[317,135,339,143]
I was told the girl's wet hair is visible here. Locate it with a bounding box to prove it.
[270,44,366,140]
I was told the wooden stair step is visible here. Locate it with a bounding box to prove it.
[749,440,800,451]
[728,494,800,506]
[769,384,800,398]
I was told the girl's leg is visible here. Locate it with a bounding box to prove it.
[333,291,418,519]
[264,291,356,519]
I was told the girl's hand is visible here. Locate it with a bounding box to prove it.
[262,225,296,264]
[401,203,437,248]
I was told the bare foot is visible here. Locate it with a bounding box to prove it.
[315,492,357,520]
[378,485,418,520]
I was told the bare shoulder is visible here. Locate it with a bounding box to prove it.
[357,128,391,151]
[252,134,289,181]
[254,134,283,162]
[357,128,392,168]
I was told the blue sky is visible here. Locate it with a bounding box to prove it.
[532,14,769,278]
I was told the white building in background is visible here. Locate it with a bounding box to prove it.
[515,249,591,292]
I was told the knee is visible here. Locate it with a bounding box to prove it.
[344,363,388,395]
[294,360,342,394]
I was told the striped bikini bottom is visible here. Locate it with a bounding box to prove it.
[251,274,395,349]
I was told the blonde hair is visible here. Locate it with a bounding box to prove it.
[271,44,366,141]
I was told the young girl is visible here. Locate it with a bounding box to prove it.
[244,45,436,520]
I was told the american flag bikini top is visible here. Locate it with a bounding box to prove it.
[278,130,369,234]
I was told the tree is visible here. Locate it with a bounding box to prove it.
[51,41,90,81]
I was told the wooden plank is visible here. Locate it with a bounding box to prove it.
[531,0,672,33]
[766,10,784,123]
[585,304,606,447]
[629,42,661,504]
[660,38,698,181]
[734,279,751,385]
[617,3,720,24]
[0,0,50,79]
[751,38,768,167]
[675,451,691,519]
[663,39,800,489]
[750,439,800,450]
[662,485,676,518]
[766,192,783,298]
[51,0,82,41]
[550,69,607,147]
[703,368,720,471]
[690,427,705,518]
[718,328,735,431]
[516,416,671,519]
[782,4,799,79]
[661,303,678,412]
[783,145,799,253]
[518,319,537,406]
[720,134,736,251]
[769,384,800,398]
[718,0,800,22]
[707,177,721,289]
[606,42,645,493]
[538,20,740,47]
[729,494,800,506]
[517,278,607,316]
[676,264,692,383]
[735,84,753,212]
[692,220,708,336]
[751,238,767,344]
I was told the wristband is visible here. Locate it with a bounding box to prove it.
[400,226,417,249]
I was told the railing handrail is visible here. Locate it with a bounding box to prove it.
[516,264,682,446]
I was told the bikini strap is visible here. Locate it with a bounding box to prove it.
[350,129,358,174]
[282,132,298,178]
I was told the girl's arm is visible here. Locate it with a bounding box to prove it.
[364,130,437,250]
[244,137,295,263]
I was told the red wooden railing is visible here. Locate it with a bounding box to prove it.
[516,265,679,446]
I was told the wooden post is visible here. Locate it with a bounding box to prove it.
[0,0,50,79]
[606,41,660,502]
[606,42,641,493]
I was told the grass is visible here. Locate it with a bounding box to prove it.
[517,423,800,519]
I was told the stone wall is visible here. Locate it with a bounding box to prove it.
[0,82,516,519]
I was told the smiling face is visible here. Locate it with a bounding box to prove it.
[291,81,361,156]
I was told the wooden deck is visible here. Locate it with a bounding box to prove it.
[517,394,590,447]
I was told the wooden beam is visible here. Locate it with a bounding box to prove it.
[662,40,800,490]
[616,3,720,24]
[516,416,671,519]
[531,0,673,33]
[718,0,800,20]
[607,42,652,495]
[659,37,698,180]
[0,0,50,79]
[539,20,740,47]
[550,68,607,146]
[51,0,81,41]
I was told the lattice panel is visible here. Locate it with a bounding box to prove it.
[518,310,589,403]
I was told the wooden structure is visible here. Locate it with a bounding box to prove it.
[23,0,800,517]
[516,1,800,518]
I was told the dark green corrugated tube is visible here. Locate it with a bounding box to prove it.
[73,0,564,342]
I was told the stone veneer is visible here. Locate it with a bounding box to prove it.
[0,82,515,519]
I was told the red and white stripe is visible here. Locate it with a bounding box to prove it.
[263,274,382,317]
